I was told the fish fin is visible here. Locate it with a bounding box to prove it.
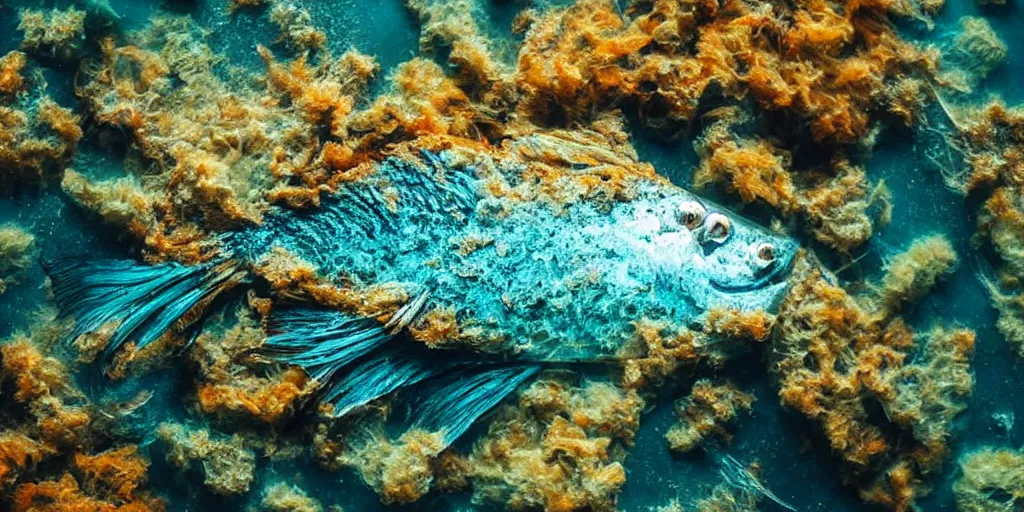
[318,343,450,417]
[411,364,540,447]
[44,257,242,361]
[259,289,431,384]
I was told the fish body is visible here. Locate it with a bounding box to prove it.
[227,148,797,362]
[47,144,797,446]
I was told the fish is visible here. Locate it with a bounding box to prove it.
[45,145,798,447]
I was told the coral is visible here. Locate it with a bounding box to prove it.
[953,447,1024,512]
[17,7,87,62]
[665,380,754,453]
[254,482,325,512]
[156,422,256,496]
[877,235,958,311]
[0,225,35,294]
[466,379,641,511]
[268,3,327,52]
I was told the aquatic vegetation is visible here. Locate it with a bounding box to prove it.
[939,17,1008,93]
[693,110,889,251]
[0,324,162,511]
[268,2,327,52]
[0,51,28,95]
[665,380,754,454]
[953,447,1024,512]
[877,235,958,311]
[773,242,971,509]
[17,7,87,62]
[0,225,34,295]
[156,422,256,496]
[0,55,82,190]
[465,379,642,511]
[189,312,315,425]
[254,482,325,512]
[342,428,447,505]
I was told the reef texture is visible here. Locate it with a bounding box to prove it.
[0,323,164,511]
[774,236,971,510]
[953,447,1024,512]
[0,50,81,192]
[665,380,754,453]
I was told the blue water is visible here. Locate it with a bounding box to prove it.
[1,1,1022,511]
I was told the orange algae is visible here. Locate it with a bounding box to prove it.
[665,380,754,453]
[464,379,641,511]
[0,325,162,511]
[342,429,448,505]
[772,251,974,509]
[703,308,774,343]
[190,312,315,424]
[0,55,82,190]
[0,51,28,95]
[876,235,958,311]
[618,319,698,391]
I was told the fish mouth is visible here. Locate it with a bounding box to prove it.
[709,255,796,294]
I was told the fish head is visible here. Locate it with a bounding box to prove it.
[632,187,799,315]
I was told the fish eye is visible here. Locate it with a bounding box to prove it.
[756,242,776,263]
[704,213,731,243]
[677,201,706,230]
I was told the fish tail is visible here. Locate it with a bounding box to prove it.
[258,290,539,448]
[44,256,245,361]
